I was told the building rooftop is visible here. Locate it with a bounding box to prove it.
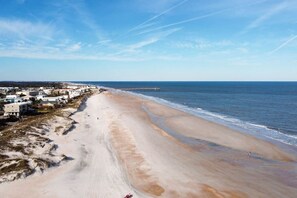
[4,101,32,106]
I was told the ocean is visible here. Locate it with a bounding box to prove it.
[79,82,297,146]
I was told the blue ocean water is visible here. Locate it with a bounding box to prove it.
[80,82,297,146]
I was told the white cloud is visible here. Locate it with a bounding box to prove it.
[269,34,297,54]
[114,28,180,56]
[131,38,159,49]
[66,42,81,52]
[133,0,182,14]
[135,8,226,35]
[172,39,234,49]
[0,18,53,40]
[127,0,189,33]
[0,47,180,62]
[242,2,288,33]
[66,0,106,42]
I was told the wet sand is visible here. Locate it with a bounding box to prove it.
[106,91,297,197]
[0,90,296,197]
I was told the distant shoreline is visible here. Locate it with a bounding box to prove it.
[84,81,297,147]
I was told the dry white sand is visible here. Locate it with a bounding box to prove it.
[0,93,144,198]
[0,91,296,198]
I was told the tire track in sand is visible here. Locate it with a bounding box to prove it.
[109,121,165,197]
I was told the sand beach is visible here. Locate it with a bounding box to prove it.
[0,90,296,198]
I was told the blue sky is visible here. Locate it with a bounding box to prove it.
[0,0,296,81]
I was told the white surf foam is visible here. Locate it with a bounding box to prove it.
[126,91,297,147]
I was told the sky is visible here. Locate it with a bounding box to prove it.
[0,0,297,81]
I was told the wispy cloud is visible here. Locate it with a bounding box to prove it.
[1,0,296,66]
[127,0,189,33]
[0,46,180,62]
[64,0,106,41]
[136,9,227,35]
[115,28,181,55]
[0,24,180,61]
[241,2,288,33]
[269,34,297,54]
[66,42,82,52]
[172,39,233,49]
[128,38,159,50]
[133,0,267,36]
[0,18,53,40]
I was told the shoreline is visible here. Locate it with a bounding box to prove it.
[0,89,296,197]
[126,90,297,148]
[102,90,297,197]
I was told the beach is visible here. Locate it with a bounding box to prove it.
[0,90,296,198]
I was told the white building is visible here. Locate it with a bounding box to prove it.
[43,89,53,95]
[6,95,18,100]
[60,95,69,103]
[4,101,31,118]
[0,87,15,94]
[67,85,79,89]
[41,96,67,105]
[35,95,46,100]
[68,90,81,99]
[5,95,24,103]
[16,91,30,96]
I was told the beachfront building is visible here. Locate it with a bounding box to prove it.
[42,88,53,95]
[35,94,46,100]
[17,89,48,97]
[67,85,79,89]
[41,96,67,105]
[0,88,7,94]
[0,87,15,94]
[51,89,70,96]
[60,95,69,103]
[68,90,81,99]
[5,95,24,103]
[21,95,32,101]
[29,91,40,96]
[16,90,30,96]
[4,101,31,118]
